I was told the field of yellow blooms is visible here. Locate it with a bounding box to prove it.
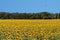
[0,19,60,40]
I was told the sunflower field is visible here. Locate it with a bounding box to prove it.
[0,19,60,40]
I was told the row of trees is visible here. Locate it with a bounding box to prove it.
[0,12,60,19]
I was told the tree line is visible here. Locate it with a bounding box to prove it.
[0,12,60,19]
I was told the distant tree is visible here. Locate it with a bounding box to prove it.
[38,12,52,19]
[0,12,60,19]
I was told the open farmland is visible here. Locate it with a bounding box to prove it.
[0,19,60,40]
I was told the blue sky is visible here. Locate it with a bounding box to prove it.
[0,0,60,13]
